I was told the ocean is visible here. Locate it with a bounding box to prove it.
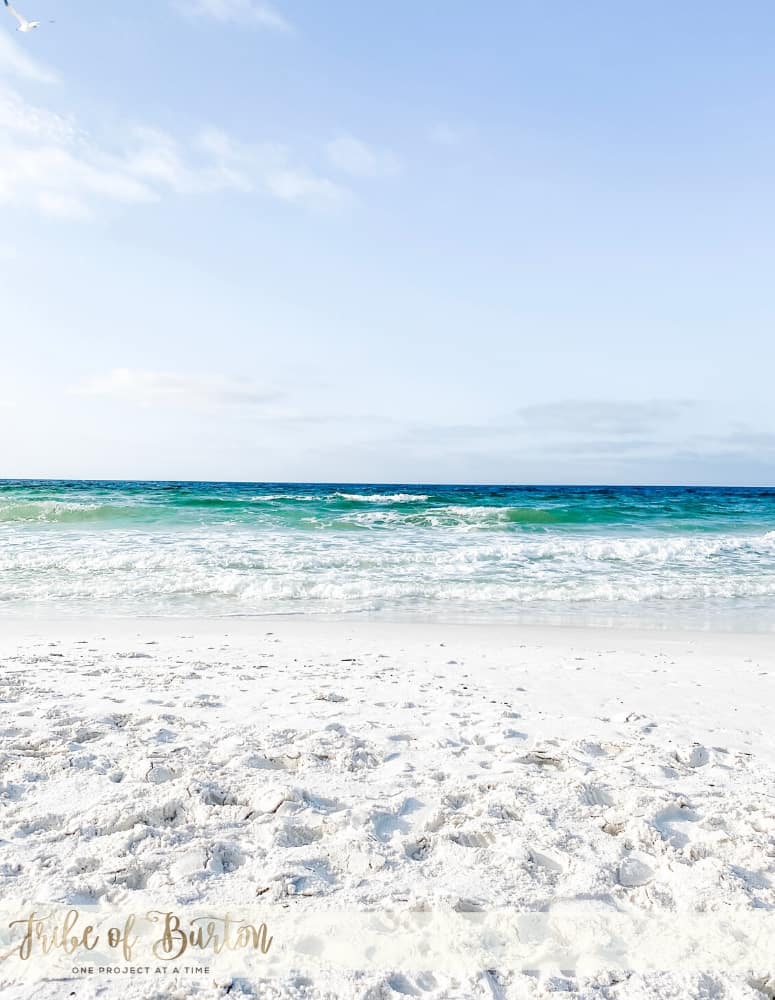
[1,480,774,628]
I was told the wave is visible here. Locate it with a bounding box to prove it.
[330,492,429,504]
[3,483,775,621]
[340,503,693,530]
[3,480,774,532]
[2,528,774,614]
[0,501,139,524]
[4,568,775,609]
[0,492,436,523]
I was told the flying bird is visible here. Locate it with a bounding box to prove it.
[3,0,40,31]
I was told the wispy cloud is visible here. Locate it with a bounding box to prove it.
[263,164,343,204]
[1,11,359,222]
[326,134,401,179]
[0,88,345,220]
[72,368,283,411]
[517,400,692,436]
[0,89,151,219]
[376,399,710,469]
[428,122,468,147]
[175,0,291,31]
[0,31,58,84]
[689,428,775,458]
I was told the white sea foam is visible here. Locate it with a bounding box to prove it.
[1,524,774,621]
[331,492,430,503]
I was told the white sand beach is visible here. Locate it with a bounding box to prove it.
[1,618,774,999]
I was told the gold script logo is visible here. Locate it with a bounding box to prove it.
[7,909,273,963]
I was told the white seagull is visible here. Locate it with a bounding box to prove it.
[3,0,40,31]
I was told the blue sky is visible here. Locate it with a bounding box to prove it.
[1,0,774,483]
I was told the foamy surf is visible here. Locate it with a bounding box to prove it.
[1,481,774,626]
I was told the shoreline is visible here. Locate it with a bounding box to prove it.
[2,610,775,648]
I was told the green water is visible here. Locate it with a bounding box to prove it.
[1,481,774,626]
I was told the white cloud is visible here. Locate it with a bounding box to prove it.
[0,86,74,139]
[517,400,692,436]
[264,165,343,203]
[0,11,346,221]
[428,122,468,147]
[72,369,282,410]
[176,0,291,31]
[0,30,58,84]
[0,91,161,219]
[0,88,345,220]
[326,134,401,179]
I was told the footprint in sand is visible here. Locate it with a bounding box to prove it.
[674,744,710,768]
[404,836,432,861]
[580,784,615,808]
[618,853,655,887]
[652,802,700,849]
[450,830,496,849]
[206,842,246,874]
[274,822,324,848]
[528,848,566,873]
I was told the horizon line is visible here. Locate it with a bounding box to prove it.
[2,478,774,490]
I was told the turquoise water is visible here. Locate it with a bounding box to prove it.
[1,480,774,627]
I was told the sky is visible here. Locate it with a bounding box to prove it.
[1,0,775,484]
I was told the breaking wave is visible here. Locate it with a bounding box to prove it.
[2,481,775,624]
